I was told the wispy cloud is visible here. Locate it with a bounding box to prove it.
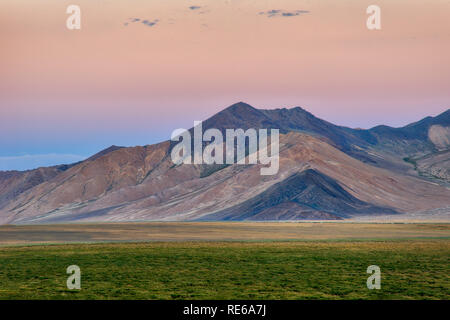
[259,10,310,18]
[188,5,209,15]
[0,154,86,171]
[142,19,159,27]
[124,18,159,27]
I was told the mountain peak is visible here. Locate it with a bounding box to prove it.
[292,106,307,112]
[224,101,257,113]
[200,102,269,131]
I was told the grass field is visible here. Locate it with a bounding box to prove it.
[0,240,448,299]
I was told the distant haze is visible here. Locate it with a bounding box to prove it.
[1,0,449,170]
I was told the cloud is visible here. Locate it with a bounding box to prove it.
[124,18,159,28]
[259,9,309,18]
[0,154,86,171]
[188,5,209,15]
[142,19,159,27]
[260,9,281,17]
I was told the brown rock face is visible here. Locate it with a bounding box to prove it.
[429,125,450,151]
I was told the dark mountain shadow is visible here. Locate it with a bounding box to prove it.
[197,169,398,221]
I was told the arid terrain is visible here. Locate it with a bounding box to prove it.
[0,222,449,246]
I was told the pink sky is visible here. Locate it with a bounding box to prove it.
[0,0,449,169]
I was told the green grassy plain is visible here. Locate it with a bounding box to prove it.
[0,240,448,300]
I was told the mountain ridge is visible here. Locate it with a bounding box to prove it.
[0,102,449,224]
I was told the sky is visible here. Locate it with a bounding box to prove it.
[1,0,449,170]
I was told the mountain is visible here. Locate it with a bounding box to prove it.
[0,102,449,224]
[201,102,450,168]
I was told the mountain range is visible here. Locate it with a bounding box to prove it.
[0,102,449,224]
